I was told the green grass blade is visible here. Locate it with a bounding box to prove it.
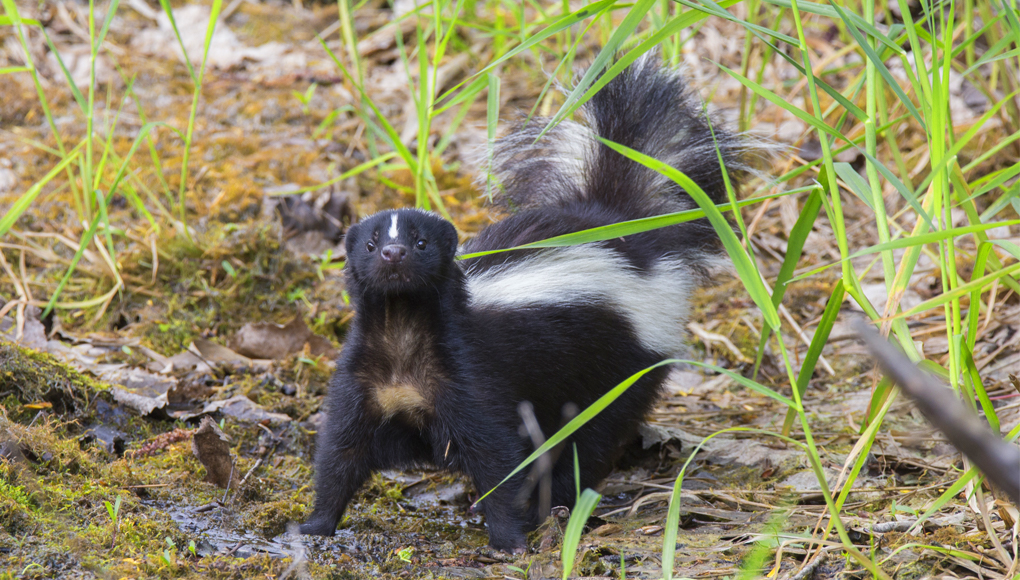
[718,64,850,147]
[540,0,658,140]
[828,0,926,130]
[897,261,1020,320]
[42,201,106,317]
[773,189,824,306]
[676,0,797,45]
[833,162,875,210]
[104,122,172,210]
[0,141,85,238]
[662,427,810,579]
[685,360,796,407]
[762,0,907,56]
[788,220,1020,283]
[0,13,41,25]
[462,0,616,88]
[267,152,399,197]
[40,31,88,113]
[561,489,601,580]
[979,182,1019,222]
[781,280,845,434]
[458,190,796,260]
[432,74,488,116]
[908,468,980,534]
[94,0,122,56]
[475,359,678,505]
[317,36,418,173]
[557,0,741,127]
[961,345,998,432]
[754,188,823,378]
[600,138,782,331]
[157,0,199,84]
[485,72,500,202]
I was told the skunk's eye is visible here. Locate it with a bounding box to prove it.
[415,239,427,250]
[366,241,376,252]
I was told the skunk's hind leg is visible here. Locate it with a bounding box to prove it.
[447,422,533,552]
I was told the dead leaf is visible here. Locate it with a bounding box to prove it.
[192,416,235,489]
[177,395,292,425]
[101,365,177,416]
[229,316,337,360]
[639,423,800,468]
[168,338,266,373]
[130,5,305,73]
[0,306,48,350]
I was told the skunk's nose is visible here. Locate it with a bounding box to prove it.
[381,244,407,263]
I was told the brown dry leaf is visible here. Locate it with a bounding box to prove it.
[178,395,292,425]
[0,314,47,350]
[229,316,337,360]
[192,416,235,489]
[130,5,304,72]
[168,338,262,373]
[639,423,800,469]
[105,366,177,416]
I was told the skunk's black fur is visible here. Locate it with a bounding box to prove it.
[300,56,748,551]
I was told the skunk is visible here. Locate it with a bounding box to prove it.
[299,55,748,551]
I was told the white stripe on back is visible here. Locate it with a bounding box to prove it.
[466,245,692,357]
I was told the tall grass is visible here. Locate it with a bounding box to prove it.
[3,0,1018,576]
[0,0,223,320]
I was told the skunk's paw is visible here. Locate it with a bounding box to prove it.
[476,545,526,561]
[298,516,337,536]
[485,534,528,555]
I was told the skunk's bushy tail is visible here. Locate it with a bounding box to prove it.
[485,55,748,219]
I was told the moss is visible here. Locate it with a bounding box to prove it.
[0,342,110,423]
[116,222,341,357]
[0,479,35,534]
[241,499,309,537]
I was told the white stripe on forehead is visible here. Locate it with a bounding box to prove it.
[388,214,399,239]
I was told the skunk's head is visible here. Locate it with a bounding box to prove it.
[344,209,459,294]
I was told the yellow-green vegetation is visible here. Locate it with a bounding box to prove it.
[0,346,287,578]
[0,343,109,421]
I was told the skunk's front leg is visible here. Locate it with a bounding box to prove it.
[299,375,375,536]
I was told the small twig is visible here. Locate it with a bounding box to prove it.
[27,410,46,427]
[788,550,827,580]
[221,462,235,504]
[230,425,282,500]
[856,320,1020,506]
[225,540,244,557]
[192,501,222,514]
[0,298,25,322]
[120,483,172,489]
[220,0,247,21]
[517,401,552,517]
[688,322,751,364]
[871,520,915,533]
[975,483,1014,568]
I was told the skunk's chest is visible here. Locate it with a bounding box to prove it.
[353,320,445,424]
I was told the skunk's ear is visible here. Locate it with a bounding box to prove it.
[438,219,459,259]
[343,222,362,256]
